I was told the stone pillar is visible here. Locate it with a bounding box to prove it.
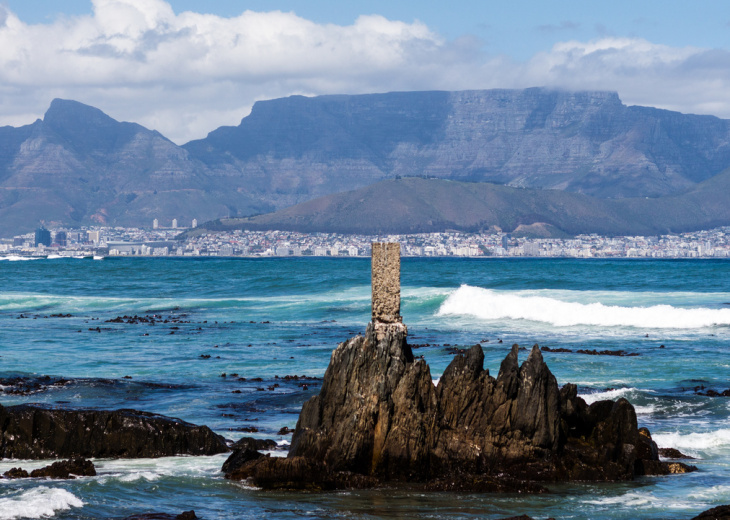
[371,242,401,324]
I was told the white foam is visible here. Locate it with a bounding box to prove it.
[0,256,41,262]
[653,428,730,455]
[583,491,652,507]
[579,388,638,404]
[0,487,83,520]
[437,285,730,329]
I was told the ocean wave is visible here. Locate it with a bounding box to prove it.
[0,256,42,262]
[582,491,653,507]
[437,285,730,329]
[0,487,83,520]
[653,428,730,455]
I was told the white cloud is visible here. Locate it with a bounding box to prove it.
[0,1,729,143]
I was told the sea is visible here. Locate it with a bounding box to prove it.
[0,256,729,520]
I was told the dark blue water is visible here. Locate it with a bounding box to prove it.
[1,257,729,519]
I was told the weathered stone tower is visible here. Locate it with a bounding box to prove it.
[371,242,401,324]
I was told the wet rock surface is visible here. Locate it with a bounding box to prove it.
[3,458,96,479]
[691,505,730,520]
[119,512,197,520]
[0,405,229,459]
[225,322,694,490]
[659,447,695,459]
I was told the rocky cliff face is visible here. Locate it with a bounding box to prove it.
[226,322,694,490]
[187,88,730,201]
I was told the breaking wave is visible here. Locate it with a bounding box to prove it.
[437,285,730,329]
[0,487,83,520]
[653,428,730,456]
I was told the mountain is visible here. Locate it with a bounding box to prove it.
[4,89,730,237]
[201,172,730,237]
[0,99,272,236]
[185,88,730,200]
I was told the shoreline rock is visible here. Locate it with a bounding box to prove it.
[3,458,96,479]
[225,322,695,490]
[0,405,229,459]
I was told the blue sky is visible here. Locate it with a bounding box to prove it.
[1,0,729,142]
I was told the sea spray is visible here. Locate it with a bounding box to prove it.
[437,285,730,329]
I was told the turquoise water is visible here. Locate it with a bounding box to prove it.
[0,257,729,519]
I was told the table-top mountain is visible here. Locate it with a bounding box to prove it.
[3,88,730,236]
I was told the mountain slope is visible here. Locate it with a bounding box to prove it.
[207,173,730,236]
[0,100,273,235]
[185,88,730,201]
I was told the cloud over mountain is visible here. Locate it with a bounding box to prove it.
[0,0,729,143]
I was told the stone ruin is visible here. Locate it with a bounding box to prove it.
[371,242,402,324]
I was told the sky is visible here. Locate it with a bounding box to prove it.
[1,0,729,143]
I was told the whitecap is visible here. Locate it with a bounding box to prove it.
[653,428,730,455]
[437,285,730,329]
[0,487,83,520]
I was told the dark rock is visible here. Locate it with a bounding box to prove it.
[231,437,277,451]
[30,458,96,479]
[691,505,730,520]
[121,512,197,520]
[227,456,378,491]
[222,448,264,475]
[233,322,688,490]
[3,467,29,479]
[659,447,695,459]
[0,405,229,459]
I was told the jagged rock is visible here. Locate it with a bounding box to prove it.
[691,505,730,519]
[3,467,29,479]
[228,322,693,490]
[30,458,96,479]
[659,447,695,459]
[230,437,277,451]
[222,448,264,476]
[0,405,228,459]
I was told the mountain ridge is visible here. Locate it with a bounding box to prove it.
[2,89,730,236]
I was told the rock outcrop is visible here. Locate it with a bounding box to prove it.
[0,405,228,459]
[226,322,694,490]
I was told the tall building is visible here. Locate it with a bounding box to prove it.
[153,219,159,229]
[172,219,178,229]
[192,219,198,228]
[34,227,51,247]
[54,231,67,247]
[87,230,101,244]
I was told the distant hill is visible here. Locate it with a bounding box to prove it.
[3,89,730,236]
[198,173,730,237]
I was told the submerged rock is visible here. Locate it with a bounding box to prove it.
[0,405,228,459]
[226,321,694,490]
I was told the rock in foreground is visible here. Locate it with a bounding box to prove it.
[0,405,228,459]
[226,322,694,490]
